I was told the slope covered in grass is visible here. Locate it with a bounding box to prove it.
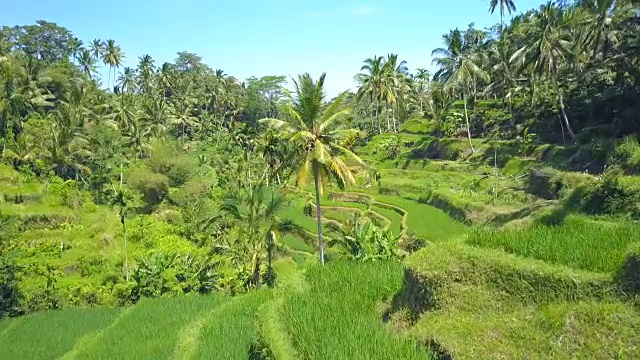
[72,294,228,360]
[192,290,272,359]
[401,242,639,359]
[467,214,640,272]
[0,307,122,360]
[280,261,432,360]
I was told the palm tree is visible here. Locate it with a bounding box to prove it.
[221,182,284,288]
[102,39,124,90]
[137,54,155,93]
[116,67,136,94]
[90,39,104,61]
[75,49,97,79]
[413,68,430,113]
[356,56,385,133]
[512,2,576,139]
[581,0,619,59]
[260,73,364,264]
[432,29,490,152]
[489,0,517,35]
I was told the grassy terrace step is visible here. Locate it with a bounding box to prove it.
[71,294,228,360]
[0,307,122,360]
[404,242,615,307]
[280,261,432,360]
[190,291,272,359]
[411,300,640,360]
[467,214,640,273]
[399,242,638,359]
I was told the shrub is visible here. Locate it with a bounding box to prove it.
[146,140,195,187]
[126,166,169,211]
[400,118,435,135]
[578,175,640,218]
[616,243,640,296]
[608,135,640,175]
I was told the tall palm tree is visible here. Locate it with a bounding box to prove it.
[116,67,136,94]
[413,68,430,113]
[260,73,364,264]
[356,56,385,133]
[137,54,155,93]
[432,29,490,152]
[489,0,517,35]
[102,39,124,90]
[581,0,619,59]
[90,39,104,61]
[75,49,97,79]
[512,2,576,138]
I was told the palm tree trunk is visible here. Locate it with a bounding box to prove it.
[120,165,129,282]
[313,170,325,265]
[123,221,129,282]
[552,78,576,139]
[252,253,261,288]
[376,99,381,134]
[463,92,476,153]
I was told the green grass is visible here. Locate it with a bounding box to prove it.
[412,300,640,360]
[0,307,122,360]
[281,234,315,253]
[192,291,272,359]
[403,242,637,359]
[467,214,640,272]
[73,294,228,360]
[372,194,467,241]
[280,261,433,360]
[371,204,403,236]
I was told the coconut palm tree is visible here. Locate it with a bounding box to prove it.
[90,39,104,61]
[512,2,576,138]
[75,49,97,79]
[432,29,490,152]
[489,0,517,35]
[116,67,137,94]
[102,39,124,90]
[581,0,619,59]
[356,56,385,133]
[260,73,364,264]
[137,54,155,94]
[221,182,284,288]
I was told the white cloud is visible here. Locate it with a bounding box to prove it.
[350,5,374,16]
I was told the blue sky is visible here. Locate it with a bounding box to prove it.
[3,0,544,96]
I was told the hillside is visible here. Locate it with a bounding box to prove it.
[2,130,640,359]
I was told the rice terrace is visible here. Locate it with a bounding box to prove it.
[1,0,640,359]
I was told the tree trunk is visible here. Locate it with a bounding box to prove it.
[123,221,129,282]
[252,253,261,288]
[376,99,382,134]
[463,92,476,153]
[120,166,129,282]
[553,78,576,139]
[313,170,325,265]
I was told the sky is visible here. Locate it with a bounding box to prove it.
[3,0,545,97]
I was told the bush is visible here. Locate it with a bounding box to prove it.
[616,243,640,296]
[126,166,169,211]
[400,118,435,135]
[578,175,640,218]
[608,135,640,175]
[146,140,195,187]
